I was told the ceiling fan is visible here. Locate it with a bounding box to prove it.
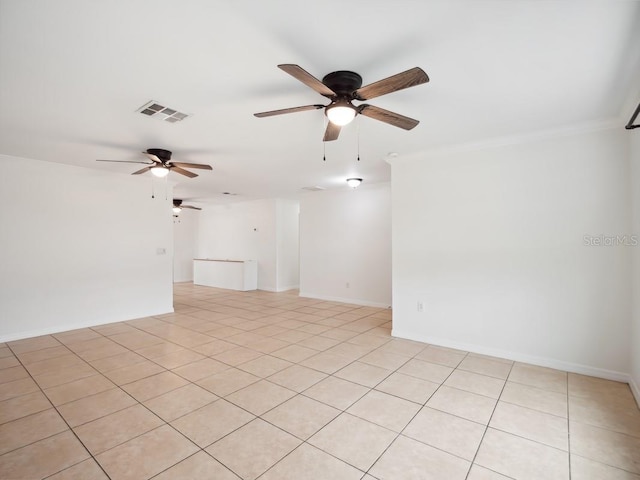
[97,148,212,178]
[173,199,201,214]
[254,64,429,141]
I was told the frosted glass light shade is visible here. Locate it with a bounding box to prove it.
[151,166,169,178]
[326,105,356,126]
[172,206,182,214]
[346,178,362,188]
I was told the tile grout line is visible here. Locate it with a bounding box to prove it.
[4,342,113,480]
[3,307,451,479]
[8,287,634,478]
[360,350,469,478]
[216,333,415,478]
[76,325,241,478]
[71,327,237,479]
[131,305,379,479]
[172,290,398,476]
[9,327,229,479]
[463,358,515,480]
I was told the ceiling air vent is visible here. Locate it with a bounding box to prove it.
[302,186,325,191]
[137,101,190,123]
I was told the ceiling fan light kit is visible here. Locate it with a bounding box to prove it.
[97,148,212,178]
[97,65,427,191]
[326,102,356,126]
[173,199,202,213]
[346,177,363,188]
[254,64,429,141]
[151,166,169,178]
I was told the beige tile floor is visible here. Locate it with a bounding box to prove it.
[1,283,639,479]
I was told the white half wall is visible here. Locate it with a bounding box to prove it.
[299,183,392,307]
[173,209,199,283]
[197,199,279,291]
[197,198,300,292]
[0,154,174,342]
[391,128,632,379]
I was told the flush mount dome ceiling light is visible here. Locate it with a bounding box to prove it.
[346,177,363,188]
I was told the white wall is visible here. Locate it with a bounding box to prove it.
[630,129,640,401]
[197,199,278,291]
[299,183,392,307]
[0,154,174,342]
[276,199,300,291]
[392,128,632,379]
[173,209,199,283]
[197,198,300,292]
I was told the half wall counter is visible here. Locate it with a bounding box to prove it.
[193,259,258,291]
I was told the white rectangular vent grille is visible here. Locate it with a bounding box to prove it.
[137,101,190,123]
[302,186,325,191]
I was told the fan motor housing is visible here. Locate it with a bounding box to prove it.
[322,71,363,96]
[147,148,172,161]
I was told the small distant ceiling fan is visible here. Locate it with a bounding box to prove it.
[254,64,429,141]
[97,148,212,178]
[173,199,201,214]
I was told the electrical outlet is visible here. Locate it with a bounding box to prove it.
[417,301,424,312]
[156,247,166,255]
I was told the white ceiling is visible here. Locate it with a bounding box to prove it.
[1,0,639,206]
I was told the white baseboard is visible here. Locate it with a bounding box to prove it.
[277,285,300,292]
[299,291,391,309]
[0,307,175,343]
[392,328,631,384]
[259,285,300,293]
[630,377,640,409]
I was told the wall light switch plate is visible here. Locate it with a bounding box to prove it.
[156,248,166,255]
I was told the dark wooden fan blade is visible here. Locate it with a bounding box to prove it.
[358,104,419,130]
[171,166,198,178]
[278,64,336,97]
[254,104,324,118]
[171,162,212,170]
[142,152,162,163]
[182,205,202,210]
[96,159,152,164]
[131,166,153,175]
[354,67,429,101]
[323,122,341,142]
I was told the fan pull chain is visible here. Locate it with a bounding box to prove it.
[151,178,155,199]
[322,115,327,161]
[357,117,360,162]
